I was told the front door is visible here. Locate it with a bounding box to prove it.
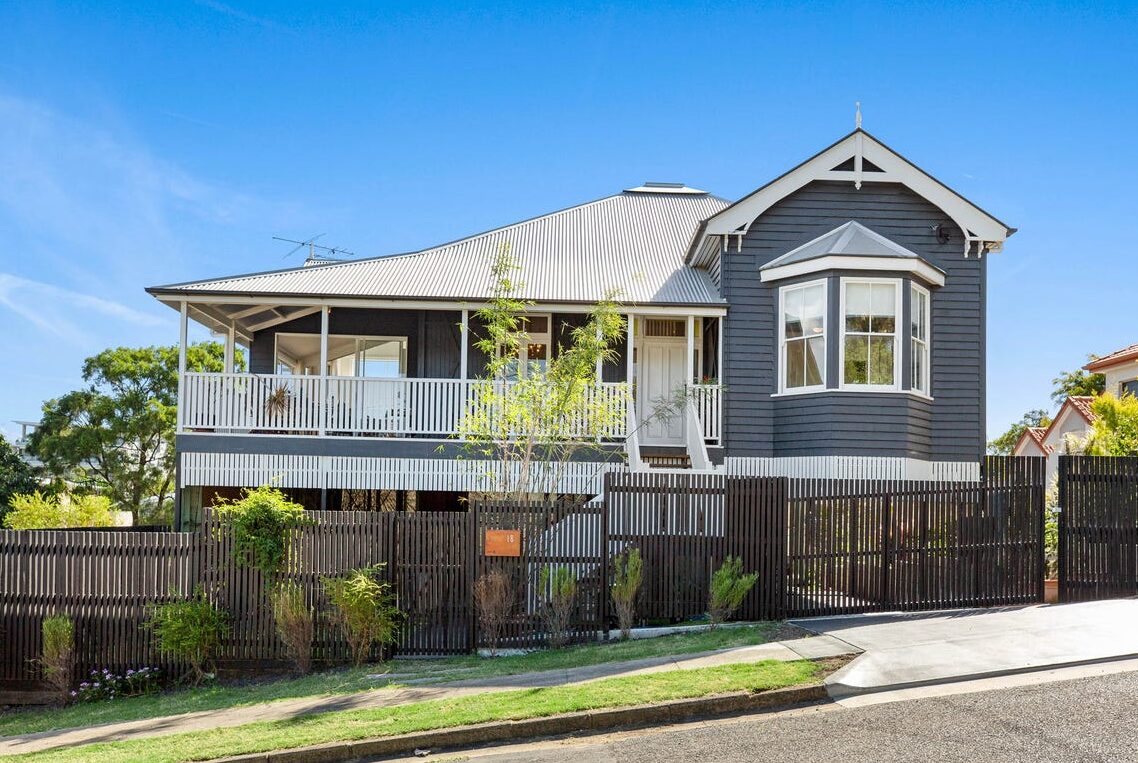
[639,339,687,445]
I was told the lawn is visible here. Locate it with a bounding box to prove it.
[5,659,825,763]
[0,621,799,738]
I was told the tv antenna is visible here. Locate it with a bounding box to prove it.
[273,234,355,260]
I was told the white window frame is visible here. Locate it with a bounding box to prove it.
[274,333,408,378]
[838,277,902,392]
[777,279,828,394]
[910,283,931,396]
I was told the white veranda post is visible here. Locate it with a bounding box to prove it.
[177,301,188,433]
[224,323,236,374]
[319,306,330,435]
[686,315,695,384]
[460,308,469,380]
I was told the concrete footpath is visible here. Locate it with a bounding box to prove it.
[0,635,853,756]
[792,599,1138,697]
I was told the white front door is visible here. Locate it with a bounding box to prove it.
[639,340,687,445]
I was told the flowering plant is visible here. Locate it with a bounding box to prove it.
[72,666,162,703]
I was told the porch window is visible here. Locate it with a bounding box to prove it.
[841,279,900,389]
[274,333,408,377]
[779,280,826,391]
[911,284,930,395]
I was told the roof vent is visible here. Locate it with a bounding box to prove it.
[624,182,706,195]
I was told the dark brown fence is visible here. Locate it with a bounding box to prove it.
[605,472,786,623]
[2,511,473,688]
[0,530,198,685]
[1058,456,1138,602]
[785,457,1045,617]
[472,499,607,648]
[2,457,1048,693]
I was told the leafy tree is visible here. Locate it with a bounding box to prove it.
[29,343,238,523]
[455,246,628,500]
[1085,394,1138,456]
[0,434,38,525]
[1051,357,1105,405]
[988,409,1052,455]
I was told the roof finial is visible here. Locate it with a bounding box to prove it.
[855,101,862,130]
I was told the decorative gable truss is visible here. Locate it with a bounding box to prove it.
[687,130,1015,268]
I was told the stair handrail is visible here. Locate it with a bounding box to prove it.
[625,396,645,472]
[684,396,712,471]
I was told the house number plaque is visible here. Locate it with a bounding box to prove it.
[484,529,521,557]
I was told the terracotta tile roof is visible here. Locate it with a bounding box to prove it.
[1085,343,1138,372]
[1015,426,1052,456]
[1067,396,1097,423]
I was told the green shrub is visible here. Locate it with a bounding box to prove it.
[4,491,115,530]
[611,548,643,640]
[539,566,579,648]
[40,613,74,702]
[145,588,228,684]
[708,556,758,629]
[213,486,313,580]
[271,581,314,674]
[322,565,401,666]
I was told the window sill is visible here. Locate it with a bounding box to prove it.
[772,388,934,402]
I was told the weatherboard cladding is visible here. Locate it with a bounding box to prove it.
[169,191,730,306]
[720,180,984,462]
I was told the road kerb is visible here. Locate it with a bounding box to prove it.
[213,683,829,763]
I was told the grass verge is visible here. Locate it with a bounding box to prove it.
[6,659,825,763]
[0,622,799,737]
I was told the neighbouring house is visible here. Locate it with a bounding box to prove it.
[147,128,1015,524]
[1085,343,1138,399]
[1013,396,1097,485]
[10,420,41,469]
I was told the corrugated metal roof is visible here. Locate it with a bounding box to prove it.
[152,189,730,306]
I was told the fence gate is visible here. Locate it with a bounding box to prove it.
[1058,456,1138,602]
[785,457,1045,617]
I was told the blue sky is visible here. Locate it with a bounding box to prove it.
[1,1,1136,442]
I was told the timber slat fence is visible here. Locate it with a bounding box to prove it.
[3,457,1048,690]
[1058,456,1138,602]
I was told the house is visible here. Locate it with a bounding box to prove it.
[1012,396,1096,485]
[147,128,1014,524]
[1085,343,1138,399]
[9,420,42,469]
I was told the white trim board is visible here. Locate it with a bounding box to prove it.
[726,456,981,482]
[688,129,1013,267]
[761,255,946,286]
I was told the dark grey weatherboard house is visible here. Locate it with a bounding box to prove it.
[149,129,1013,517]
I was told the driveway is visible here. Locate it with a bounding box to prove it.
[791,599,1138,696]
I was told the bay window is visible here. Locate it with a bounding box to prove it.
[911,284,930,395]
[779,280,826,391]
[841,279,900,389]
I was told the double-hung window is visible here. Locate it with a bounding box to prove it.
[841,279,900,389]
[779,280,826,392]
[911,284,931,395]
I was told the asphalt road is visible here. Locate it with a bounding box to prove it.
[414,671,1138,763]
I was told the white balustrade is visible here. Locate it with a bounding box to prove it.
[181,373,630,440]
[688,384,722,444]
